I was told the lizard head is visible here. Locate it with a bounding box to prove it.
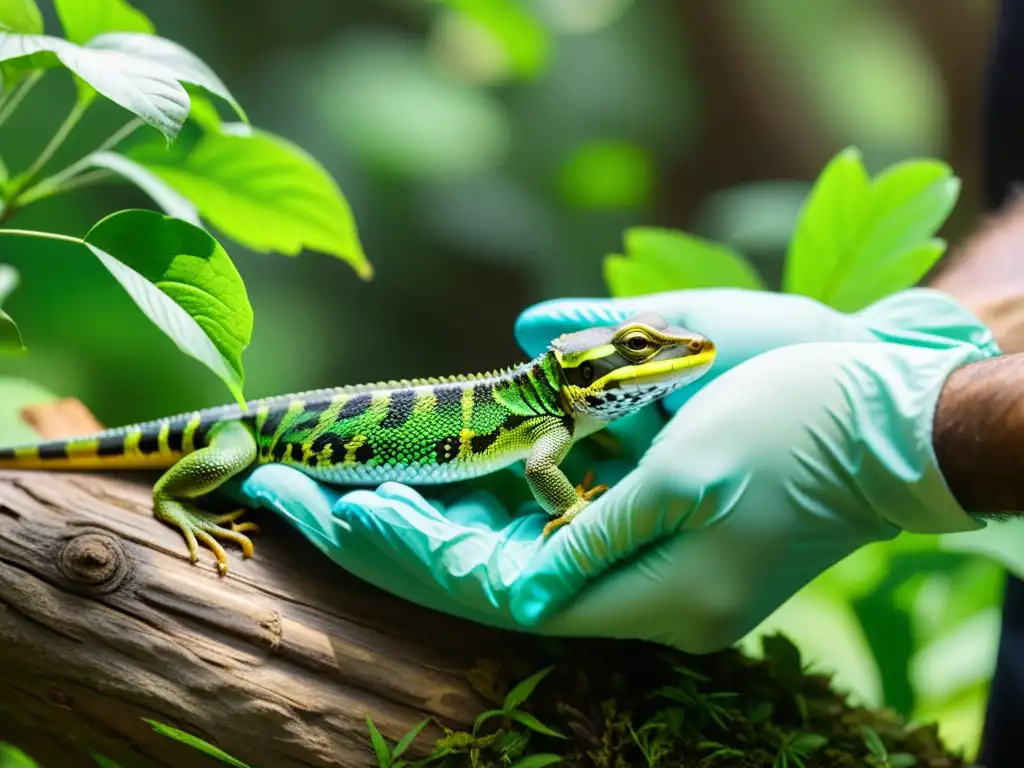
[550,311,715,421]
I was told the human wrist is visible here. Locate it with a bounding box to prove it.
[933,352,1024,515]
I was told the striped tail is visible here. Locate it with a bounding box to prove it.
[0,409,230,471]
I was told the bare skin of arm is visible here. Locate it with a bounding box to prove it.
[930,196,1024,513]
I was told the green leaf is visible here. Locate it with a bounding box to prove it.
[83,209,252,404]
[860,725,888,761]
[0,263,18,304]
[783,147,960,311]
[0,307,24,352]
[86,33,247,122]
[144,719,249,767]
[0,0,41,34]
[54,0,153,45]
[473,708,507,734]
[509,755,564,768]
[789,733,827,756]
[0,742,36,768]
[125,127,371,278]
[437,0,549,78]
[365,715,392,768]
[0,32,188,139]
[392,718,430,759]
[506,711,565,739]
[0,264,23,352]
[604,227,765,298]
[89,151,200,225]
[503,666,554,711]
[827,238,946,312]
[761,633,803,690]
[0,377,58,444]
[783,146,872,300]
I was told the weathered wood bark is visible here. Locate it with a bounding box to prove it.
[0,409,552,768]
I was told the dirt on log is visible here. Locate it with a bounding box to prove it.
[0,400,549,768]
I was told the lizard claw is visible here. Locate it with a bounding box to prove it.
[156,501,257,576]
[575,469,609,502]
[542,470,608,537]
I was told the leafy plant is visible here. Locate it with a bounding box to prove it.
[364,665,565,767]
[0,0,368,405]
[773,731,828,768]
[601,146,978,743]
[862,725,918,768]
[366,715,430,768]
[604,145,958,314]
[143,718,249,767]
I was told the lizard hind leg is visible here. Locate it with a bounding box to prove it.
[152,420,258,576]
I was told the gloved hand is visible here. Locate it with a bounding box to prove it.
[229,287,1000,652]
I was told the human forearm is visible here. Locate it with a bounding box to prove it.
[934,351,1024,514]
[930,196,1024,354]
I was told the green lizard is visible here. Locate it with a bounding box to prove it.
[0,312,714,574]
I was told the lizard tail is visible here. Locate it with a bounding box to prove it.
[0,413,208,471]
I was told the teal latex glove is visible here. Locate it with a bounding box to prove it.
[230,287,1000,652]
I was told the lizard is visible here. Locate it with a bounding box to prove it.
[0,312,715,575]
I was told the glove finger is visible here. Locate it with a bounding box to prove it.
[510,465,696,626]
[335,494,544,615]
[444,490,516,530]
[514,297,652,357]
[230,464,345,551]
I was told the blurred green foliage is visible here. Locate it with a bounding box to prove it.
[0,0,1010,764]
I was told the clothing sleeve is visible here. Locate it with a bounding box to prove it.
[984,0,1024,209]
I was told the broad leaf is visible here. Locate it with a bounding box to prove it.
[54,0,153,45]
[783,147,960,311]
[783,146,871,299]
[854,159,958,268]
[604,227,765,298]
[827,238,946,313]
[0,0,41,34]
[126,127,371,278]
[89,151,200,225]
[84,210,252,404]
[144,719,249,767]
[503,665,553,711]
[0,32,189,138]
[87,32,247,122]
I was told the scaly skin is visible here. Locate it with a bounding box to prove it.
[0,313,715,574]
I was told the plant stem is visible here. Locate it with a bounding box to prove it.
[18,170,115,206]
[0,228,82,246]
[20,97,91,188]
[0,71,44,131]
[15,118,144,207]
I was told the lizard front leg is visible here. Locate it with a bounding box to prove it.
[525,419,608,537]
[152,420,259,575]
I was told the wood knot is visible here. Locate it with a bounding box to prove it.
[58,533,130,592]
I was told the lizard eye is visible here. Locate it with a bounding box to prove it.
[625,335,649,351]
[580,362,594,382]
